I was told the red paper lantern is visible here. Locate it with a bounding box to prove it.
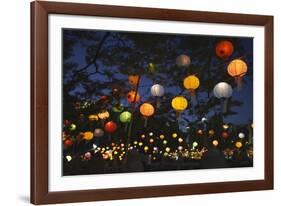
[215,40,234,59]
[64,139,73,147]
[222,131,229,139]
[127,91,140,103]
[105,121,117,133]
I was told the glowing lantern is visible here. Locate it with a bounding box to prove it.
[94,128,104,137]
[147,63,156,74]
[213,82,232,113]
[149,138,154,143]
[176,54,191,67]
[227,59,248,89]
[178,138,184,143]
[238,132,245,139]
[172,133,178,138]
[104,121,117,134]
[215,40,234,59]
[127,91,140,103]
[197,129,203,135]
[65,155,72,162]
[165,147,171,153]
[98,111,110,120]
[69,123,76,131]
[151,84,164,97]
[140,103,155,127]
[171,96,188,115]
[64,139,73,147]
[208,129,215,136]
[83,131,94,141]
[128,75,140,87]
[144,146,149,152]
[192,141,198,148]
[183,75,200,96]
[159,134,165,139]
[222,124,229,130]
[212,140,219,147]
[119,111,132,123]
[88,114,99,121]
[235,141,243,149]
[163,140,168,145]
[222,131,229,139]
[112,104,124,113]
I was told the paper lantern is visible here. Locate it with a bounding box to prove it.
[128,75,140,86]
[64,139,73,147]
[238,132,245,139]
[235,141,243,149]
[215,40,234,59]
[183,75,200,96]
[192,141,198,148]
[165,147,171,153]
[176,54,191,67]
[65,155,72,162]
[98,111,110,120]
[222,131,229,139]
[151,84,164,97]
[171,96,188,112]
[94,128,104,137]
[104,121,117,134]
[83,131,94,141]
[208,129,215,136]
[227,59,248,89]
[212,140,219,147]
[112,104,124,113]
[119,111,132,123]
[213,82,232,113]
[140,103,155,117]
[88,114,99,121]
[127,91,140,103]
[69,123,76,131]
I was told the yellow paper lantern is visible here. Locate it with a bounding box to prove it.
[83,131,94,141]
[212,140,219,147]
[227,59,248,89]
[98,111,110,120]
[171,96,188,112]
[183,75,200,95]
[235,141,243,149]
[88,114,99,121]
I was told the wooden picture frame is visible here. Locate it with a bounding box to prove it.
[31,1,274,204]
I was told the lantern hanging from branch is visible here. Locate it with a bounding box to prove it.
[183,75,200,102]
[128,75,140,87]
[215,40,234,59]
[151,84,164,108]
[171,96,188,117]
[104,121,117,134]
[98,110,110,124]
[83,131,94,141]
[176,54,191,68]
[127,91,140,103]
[119,111,132,123]
[213,82,232,114]
[94,128,104,138]
[140,103,155,127]
[227,59,248,89]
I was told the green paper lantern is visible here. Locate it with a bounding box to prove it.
[119,111,132,123]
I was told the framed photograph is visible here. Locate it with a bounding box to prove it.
[31,1,274,204]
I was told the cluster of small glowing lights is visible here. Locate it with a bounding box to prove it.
[178,137,184,143]
[159,134,165,139]
[222,124,229,130]
[172,133,178,138]
[66,155,72,162]
[163,140,168,145]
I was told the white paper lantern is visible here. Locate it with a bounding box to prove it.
[176,54,191,67]
[213,82,232,113]
[213,82,233,98]
[151,84,164,97]
[238,132,245,139]
[94,128,104,137]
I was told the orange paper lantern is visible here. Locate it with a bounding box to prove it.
[127,91,140,103]
[140,103,155,117]
[128,75,140,86]
[216,40,234,59]
[227,59,248,89]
